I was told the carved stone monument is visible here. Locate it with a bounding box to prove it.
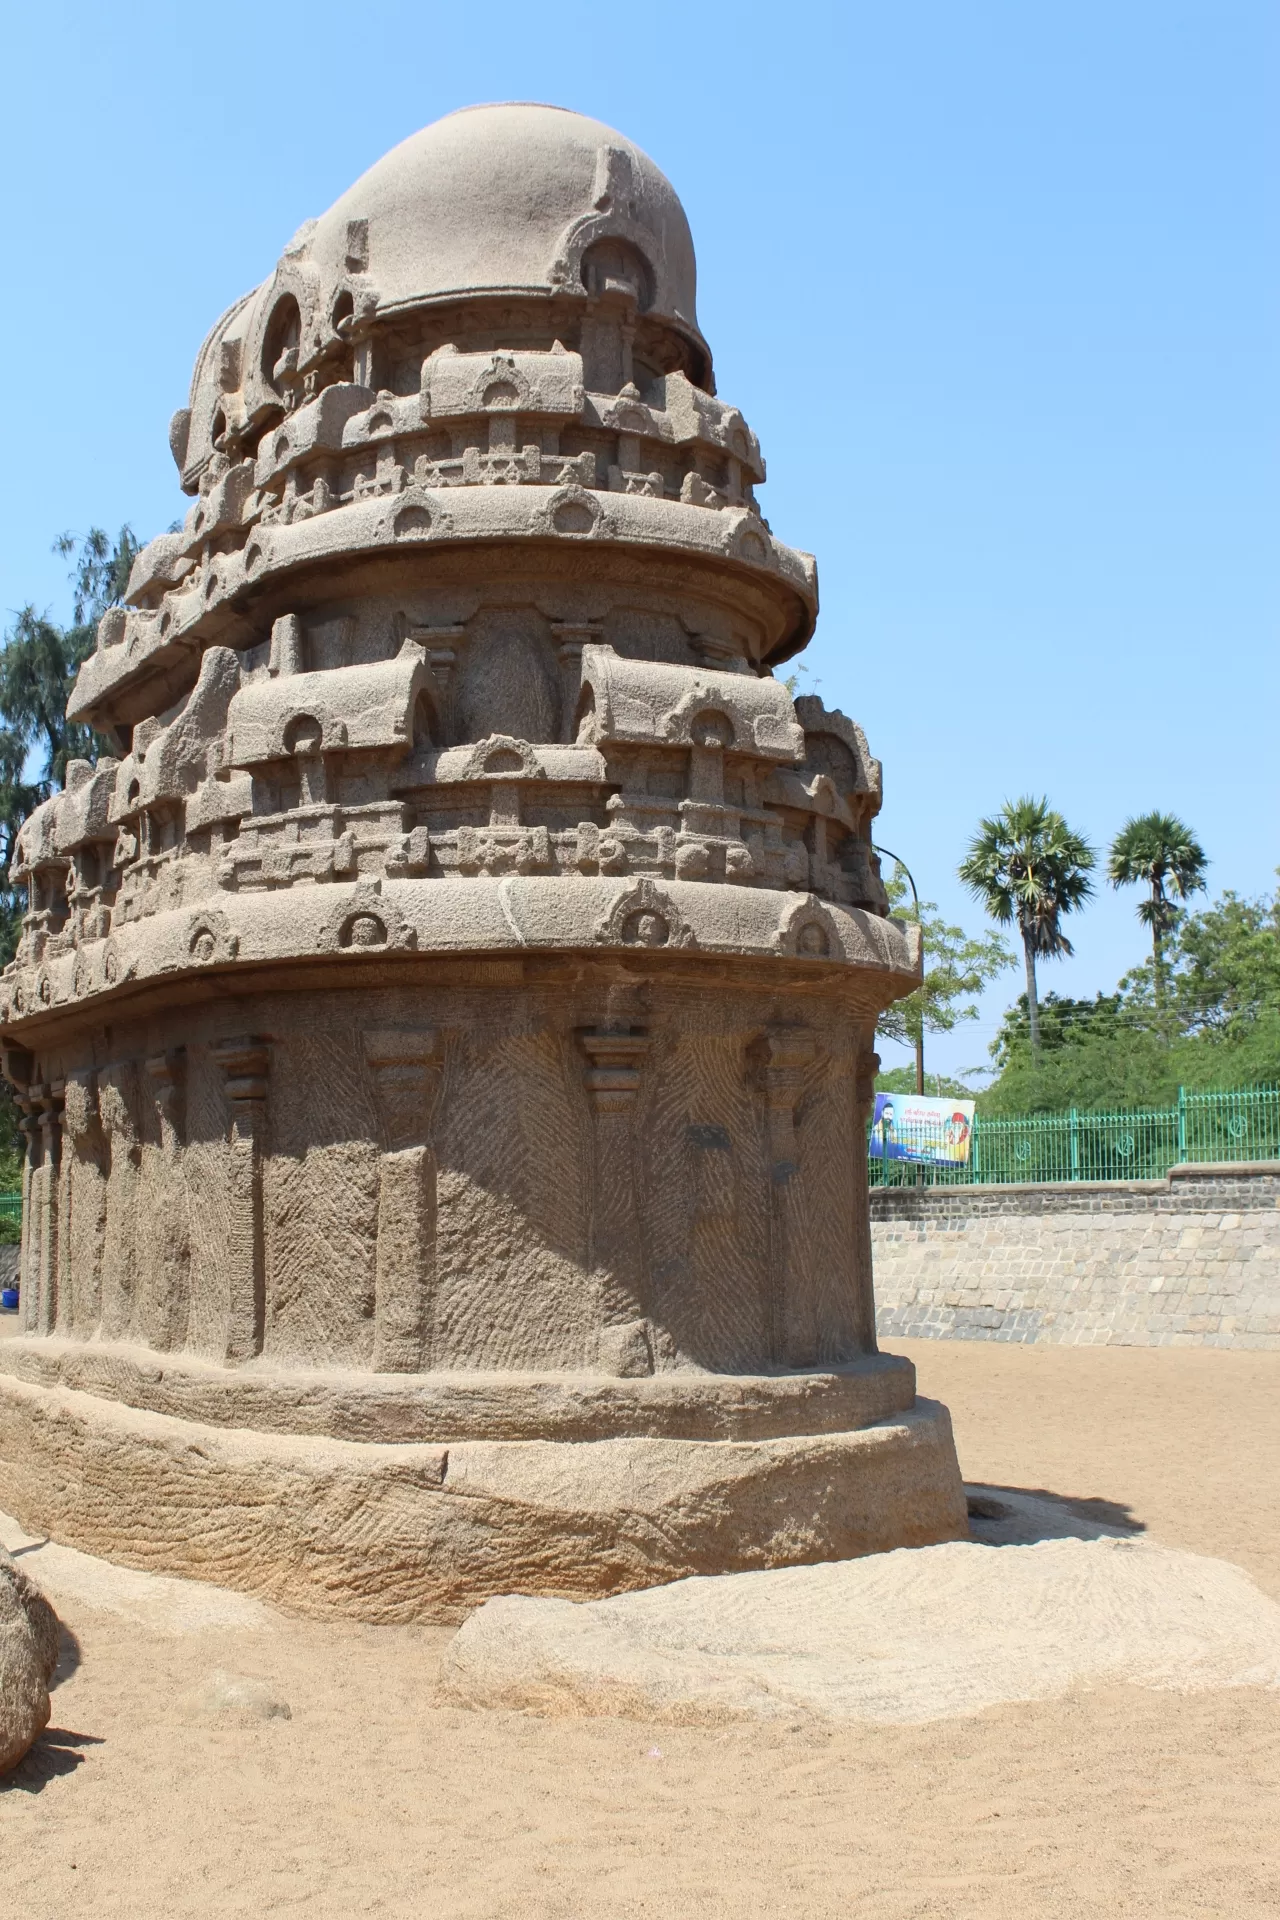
[0,105,966,1619]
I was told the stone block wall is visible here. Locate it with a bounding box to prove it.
[871,1164,1280,1348]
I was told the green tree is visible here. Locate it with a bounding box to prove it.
[980,990,1168,1113]
[0,526,138,962]
[877,862,1012,1082]
[979,878,1280,1113]
[874,1063,980,1099]
[959,796,1096,1058]
[1158,880,1280,1037]
[1108,811,1207,1004]
[54,525,141,633]
[989,991,1131,1065]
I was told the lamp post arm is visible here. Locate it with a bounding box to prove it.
[872,844,925,1098]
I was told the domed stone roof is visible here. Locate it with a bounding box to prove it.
[308,104,701,334]
[173,104,711,496]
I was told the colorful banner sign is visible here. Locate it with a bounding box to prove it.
[869,1093,976,1166]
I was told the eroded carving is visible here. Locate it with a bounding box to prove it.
[316,880,417,953]
[580,988,653,1376]
[211,1037,269,1362]
[363,1027,445,1372]
[594,878,695,951]
[752,1029,819,1366]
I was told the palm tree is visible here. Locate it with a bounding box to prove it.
[959,796,1096,1058]
[1108,812,1207,1005]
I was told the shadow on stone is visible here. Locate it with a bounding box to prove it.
[965,1483,1144,1547]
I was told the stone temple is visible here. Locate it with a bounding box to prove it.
[0,104,966,1618]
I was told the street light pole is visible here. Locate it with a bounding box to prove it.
[873,844,924,1096]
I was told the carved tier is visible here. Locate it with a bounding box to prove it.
[0,104,966,1618]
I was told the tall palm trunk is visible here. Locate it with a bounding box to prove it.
[1022,928,1041,1056]
[1151,878,1166,1009]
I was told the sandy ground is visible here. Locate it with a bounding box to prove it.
[2,1336,1279,1918]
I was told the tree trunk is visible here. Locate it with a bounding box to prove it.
[1023,932,1041,1057]
[1152,926,1165,1008]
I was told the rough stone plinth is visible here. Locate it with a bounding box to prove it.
[0,1373,963,1621]
[0,104,964,1613]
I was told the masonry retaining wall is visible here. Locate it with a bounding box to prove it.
[871,1163,1280,1348]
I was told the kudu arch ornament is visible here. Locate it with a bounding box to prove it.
[0,104,965,1617]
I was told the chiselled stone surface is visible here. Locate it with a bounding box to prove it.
[439,1528,1280,1725]
[0,104,964,1612]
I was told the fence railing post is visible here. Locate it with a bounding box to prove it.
[1069,1107,1079,1181]
[1177,1085,1187,1163]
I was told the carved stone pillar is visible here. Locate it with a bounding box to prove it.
[142,1050,190,1352]
[579,1001,652,1376]
[268,612,306,677]
[53,1079,72,1336]
[552,622,598,742]
[98,1066,140,1341]
[362,1028,444,1373]
[62,1071,107,1337]
[851,1041,881,1354]
[33,1083,64,1337]
[754,1029,817,1367]
[13,1090,37,1328]
[211,1037,269,1363]
[408,625,465,744]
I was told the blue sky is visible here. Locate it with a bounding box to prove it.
[2,1,1275,1082]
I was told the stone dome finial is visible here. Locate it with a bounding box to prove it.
[175,105,710,497]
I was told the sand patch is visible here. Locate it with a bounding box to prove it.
[3,1346,1280,1918]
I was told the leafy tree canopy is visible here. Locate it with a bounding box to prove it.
[877,862,1012,1054]
[1119,883,1280,1036]
[981,876,1280,1113]
[874,1063,977,1099]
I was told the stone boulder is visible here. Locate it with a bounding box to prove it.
[439,1525,1280,1726]
[0,1545,60,1773]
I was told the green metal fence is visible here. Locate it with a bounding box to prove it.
[868,1085,1280,1187]
[0,1192,20,1221]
